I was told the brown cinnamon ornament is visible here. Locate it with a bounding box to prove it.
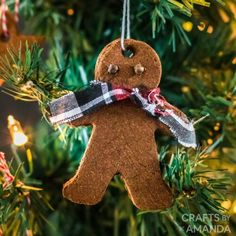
[61,38,190,210]
[0,12,44,84]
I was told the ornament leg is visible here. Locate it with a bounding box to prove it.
[120,156,173,210]
[63,150,117,205]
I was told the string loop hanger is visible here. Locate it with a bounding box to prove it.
[121,0,132,56]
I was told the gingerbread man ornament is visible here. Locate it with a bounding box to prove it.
[60,38,193,210]
[0,12,44,55]
[0,13,44,84]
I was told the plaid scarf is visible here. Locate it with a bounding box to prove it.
[49,81,196,148]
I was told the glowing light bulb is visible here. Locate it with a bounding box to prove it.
[0,79,4,86]
[232,57,236,65]
[207,139,213,145]
[233,201,236,214]
[221,200,232,210]
[67,8,74,16]
[7,115,28,147]
[207,25,214,34]
[8,115,15,125]
[181,86,190,93]
[197,22,206,31]
[219,9,230,23]
[12,132,28,146]
[182,21,193,32]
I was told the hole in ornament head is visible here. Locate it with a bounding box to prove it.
[0,33,10,42]
[122,46,134,58]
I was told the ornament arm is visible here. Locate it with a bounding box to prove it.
[69,115,94,127]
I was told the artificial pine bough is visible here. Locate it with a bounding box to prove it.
[0,0,236,235]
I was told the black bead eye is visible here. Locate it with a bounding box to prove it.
[108,64,119,74]
[134,63,145,75]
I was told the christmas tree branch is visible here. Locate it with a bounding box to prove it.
[0,152,51,236]
[0,43,69,117]
[14,0,226,54]
[109,146,231,235]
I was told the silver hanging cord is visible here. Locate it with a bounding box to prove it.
[121,0,131,51]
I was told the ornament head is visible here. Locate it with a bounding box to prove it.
[95,39,162,89]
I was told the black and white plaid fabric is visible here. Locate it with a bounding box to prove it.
[48,81,196,148]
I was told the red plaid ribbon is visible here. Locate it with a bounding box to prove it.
[49,81,196,148]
